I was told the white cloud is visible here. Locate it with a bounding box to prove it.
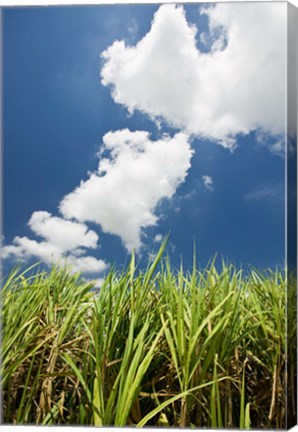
[60,129,193,251]
[67,256,107,274]
[154,233,163,243]
[202,175,214,191]
[29,211,98,252]
[91,278,105,289]
[1,212,107,275]
[101,3,286,148]
[2,236,62,263]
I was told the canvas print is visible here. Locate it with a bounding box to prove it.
[1,1,297,428]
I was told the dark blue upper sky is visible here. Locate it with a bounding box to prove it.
[2,4,286,276]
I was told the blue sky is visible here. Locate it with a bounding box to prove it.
[2,3,287,280]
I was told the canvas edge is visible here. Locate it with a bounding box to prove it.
[286,1,298,430]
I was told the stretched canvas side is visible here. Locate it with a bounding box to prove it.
[287,2,298,429]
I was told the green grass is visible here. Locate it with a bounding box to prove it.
[1,240,296,427]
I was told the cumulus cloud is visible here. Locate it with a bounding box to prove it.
[60,129,193,251]
[101,3,286,148]
[1,211,107,274]
[1,236,61,263]
[67,256,107,274]
[202,175,214,191]
[28,211,98,251]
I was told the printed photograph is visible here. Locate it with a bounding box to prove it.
[1,1,297,427]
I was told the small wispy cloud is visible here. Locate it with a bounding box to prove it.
[182,190,197,200]
[244,183,284,203]
[127,18,139,40]
[269,140,285,156]
[154,233,163,243]
[256,131,285,157]
[202,175,214,191]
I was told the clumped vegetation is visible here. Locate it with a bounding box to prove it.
[1,240,296,427]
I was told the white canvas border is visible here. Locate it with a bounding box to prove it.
[0,0,297,6]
